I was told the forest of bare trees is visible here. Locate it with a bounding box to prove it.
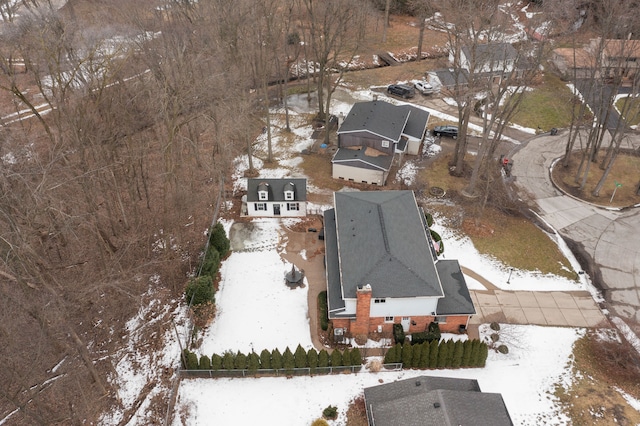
[0,0,638,423]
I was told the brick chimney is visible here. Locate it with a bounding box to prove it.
[352,284,372,335]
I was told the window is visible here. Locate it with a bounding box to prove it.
[381,140,390,148]
[434,316,447,324]
[374,298,386,304]
[284,191,294,201]
[287,203,299,211]
[258,191,268,201]
[254,203,267,211]
[384,316,394,323]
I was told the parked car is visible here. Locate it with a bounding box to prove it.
[413,80,437,95]
[387,84,415,99]
[432,125,459,139]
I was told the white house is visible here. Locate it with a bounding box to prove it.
[244,178,307,217]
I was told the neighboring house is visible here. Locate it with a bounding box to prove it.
[449,42,528,83]
[551,38,640,81]
[429,68,470,91]
[364,376,513,426]
[332,100,430,185]
[323,190,475,337]
[244,178,307,217]
[551,47,595,79]
[590,38,640,79]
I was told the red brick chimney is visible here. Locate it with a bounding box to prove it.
[352,284,372,335]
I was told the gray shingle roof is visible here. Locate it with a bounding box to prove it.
[331,147,394,171]
[436,260,476,316]
[433,68,470,88]
[333,191,443,299]
[462,42,519,67]
[364,376,513,426]
[338,100,410,142]
[323,208,345,314]
[399,105,430,140]
[246,178,307,202]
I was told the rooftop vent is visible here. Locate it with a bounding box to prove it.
[415,381,421,387]
[434,402,441,408]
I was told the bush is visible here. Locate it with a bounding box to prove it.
[271,348,283,370]
[260,349,271,369]
[308,348,318,370]
[490,322,501,331]
[461,340,473,367]
[452,340,464,368]
[430,230,444,255]
[294,344,308,368]
[247,352,260,371]
[418,342,430,369]
[342,348,351,367]
[393,323,405,344]
[222,352,235,370]
[330,349,343,367]
[354,334,368,345]
[428,340,439,368]
[199,355,211,370]
[199,247,220,278]
[322,405,338,420]
[211,353,222,370]
[478,342,489,366]
[318,349,330,368]
[185,275,215,307]
[350,347,362,366]
[437,340,450,368]
[490,333,500,342]
[311,419,329,426]
[497,344,509,354]
[412,343,422,368]
[283,347,295,371]
[425,212,434,227]
[209,222,230,258]
[402,342,413,368]
[234,351,247,369]
[318,292,329,331]
[383,344,400,364]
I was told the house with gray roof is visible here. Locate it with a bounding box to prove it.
[323,190,475,337]
[243,178,306,217]
[446,42,530,85]
[332,100,430,186]
[364,376,513,426]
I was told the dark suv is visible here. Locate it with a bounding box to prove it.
[387,84,415,99]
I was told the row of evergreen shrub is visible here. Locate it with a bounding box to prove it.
[182,344,363,370]
[318,291,329,331]
[185,222,230,307]
[383,339,488,369]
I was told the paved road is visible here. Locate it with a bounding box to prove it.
[509,130,640,328]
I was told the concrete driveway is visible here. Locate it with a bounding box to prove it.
[509,130,640,327]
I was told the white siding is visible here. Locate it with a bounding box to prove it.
[247,201,306,217]
[369,297,440,317]
[332,164,385,185]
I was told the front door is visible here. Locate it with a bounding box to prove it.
[401,317,411,332]
[274,204,281,216]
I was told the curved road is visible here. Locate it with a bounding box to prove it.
[509,129,640,328]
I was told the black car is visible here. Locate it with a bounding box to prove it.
[432,125,458,139]
[387,84,415,99]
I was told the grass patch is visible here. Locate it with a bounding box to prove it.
[552,152,640,207]
[419,152,470,195]
[299,152,345,192]
[511,72,588,131]
[557,332,640,425]
[615,96,640,126]
[464,210,576,280]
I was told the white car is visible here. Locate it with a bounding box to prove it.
[413,80,437,95]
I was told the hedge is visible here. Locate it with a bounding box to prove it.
[318,291,329,331]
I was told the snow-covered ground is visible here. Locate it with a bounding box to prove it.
[105,84,635,425]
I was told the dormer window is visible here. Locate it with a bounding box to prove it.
[284,182,295,201]
[257,182,269,201]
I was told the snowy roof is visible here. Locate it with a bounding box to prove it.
[338,100,410,142]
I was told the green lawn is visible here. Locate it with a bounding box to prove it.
[511,73,586,131]
[615,96,640,126]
